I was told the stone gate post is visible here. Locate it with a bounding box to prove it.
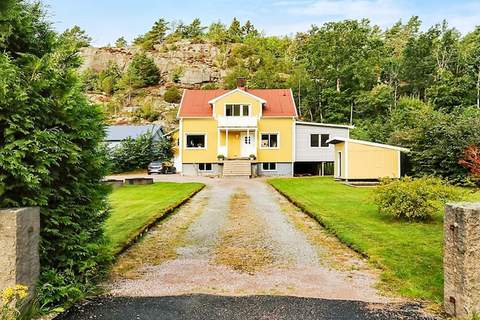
[444,203,480,318]
[0,207,40,300]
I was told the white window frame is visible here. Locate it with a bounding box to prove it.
[310,134,320,148]
[310,133,330,148]
[259,132,280,149]
[262,162,277,171]
[224,104,251,117]
[198,163,213,172]
[185,133,207,150]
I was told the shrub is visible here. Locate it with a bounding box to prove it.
[164,86,182,103]
[110,133,173,173]
[374,177,466,221]
[0,1,111,309]
[127,53,160,87]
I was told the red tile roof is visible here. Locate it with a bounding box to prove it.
[178,88,298,117]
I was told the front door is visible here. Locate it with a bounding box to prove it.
[240,132,255,158]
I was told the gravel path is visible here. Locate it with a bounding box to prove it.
[107,178,391,303]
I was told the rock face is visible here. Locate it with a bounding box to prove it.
[80,40,227,88]
[0,207,40,301]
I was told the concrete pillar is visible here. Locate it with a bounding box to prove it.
[0,207,40,300]
[444,203,480,318]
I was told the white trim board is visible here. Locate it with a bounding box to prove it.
[296,121,354,129]
[327,137,410,152]
[176,89,187,119]
[208,88,267,104]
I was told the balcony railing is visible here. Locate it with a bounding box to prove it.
[217,116,257,128]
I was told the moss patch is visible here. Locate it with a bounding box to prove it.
[213,191,275,274]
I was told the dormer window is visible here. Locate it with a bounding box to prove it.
[225,104,250,117]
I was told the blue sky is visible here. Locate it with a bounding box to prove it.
[43,0,480,46]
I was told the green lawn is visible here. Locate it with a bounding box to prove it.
[105,182,204,254]
[268,177,480,303]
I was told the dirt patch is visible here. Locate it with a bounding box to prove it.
[213,191,275,273]
[109,191,209,279]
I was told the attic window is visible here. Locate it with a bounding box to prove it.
[226,104,250,116]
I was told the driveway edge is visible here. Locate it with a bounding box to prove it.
[115,184,206,256]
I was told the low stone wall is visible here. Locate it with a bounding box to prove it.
[125,177,154,185]
[0,207,40,300]
[104,179,124,188]
[444,203,480,318]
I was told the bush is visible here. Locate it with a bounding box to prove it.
[374,177,466,221]
[110,133,172,173]
[0,1,111,309]
[164,86,182,103]
[127,53,160,87]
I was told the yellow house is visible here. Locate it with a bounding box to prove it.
[176,86,298,176]
[328,137,409,181]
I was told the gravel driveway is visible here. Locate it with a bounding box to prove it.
[60,176,435,319]
[108,177,388,301]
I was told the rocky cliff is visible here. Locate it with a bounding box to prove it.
[80,39,227,88]
[80,40,229,127]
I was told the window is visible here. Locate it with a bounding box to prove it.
[261,133,278,148]
[198,163,212,171]
[321,134,330,147]
[311,134,319,147]
[262,162,277,171]
[242,105,249,116]
[310,134,330,148]
[244,136,251,144]
[225,104,249,117]
[186,134,206,148]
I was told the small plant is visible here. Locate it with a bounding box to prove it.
[164,86,182,103]
[249,154,256,160]
[171,66,184,83]
[1,285,29,320]
[217,154,225,161]
[374,176,466,222]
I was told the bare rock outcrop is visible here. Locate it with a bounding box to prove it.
[80,40,226,88]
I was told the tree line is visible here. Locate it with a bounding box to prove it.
[119,16,480,183]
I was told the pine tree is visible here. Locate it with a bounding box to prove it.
[228,17,243,42]
[115,36,128,48]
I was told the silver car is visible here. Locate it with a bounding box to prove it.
[147,161,163,175]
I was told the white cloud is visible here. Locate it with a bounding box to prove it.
[285,0,408,27]
[422,2,480,34]
[268,0,480,34]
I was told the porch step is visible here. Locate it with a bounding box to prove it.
[223,160,252,178]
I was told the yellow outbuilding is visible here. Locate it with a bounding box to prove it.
[328,137,409,181]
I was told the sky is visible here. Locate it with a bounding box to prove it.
[43,0,480,46]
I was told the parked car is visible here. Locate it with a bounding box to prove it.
[147,161,163,175]
[147,161,177,175]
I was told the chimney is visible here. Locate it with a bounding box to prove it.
[236,77,247,91]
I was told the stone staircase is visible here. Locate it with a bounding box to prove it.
[222,160,252,178]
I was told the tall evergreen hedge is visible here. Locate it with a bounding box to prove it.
[0,0,111,308]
